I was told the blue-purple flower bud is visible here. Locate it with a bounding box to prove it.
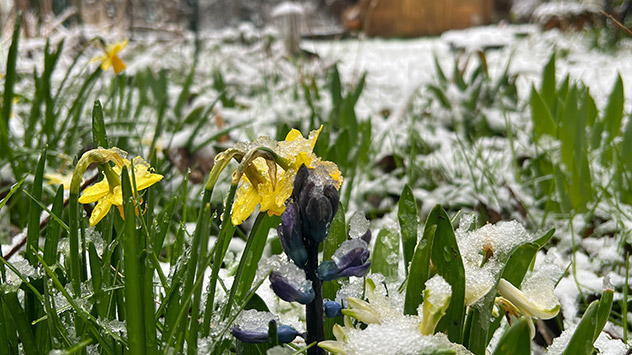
[317,239,371,281]
[323,300,343,318]
[269,270,315,305]
[231,324,300,344]
[294,165,339,243]
[278,200,308,267]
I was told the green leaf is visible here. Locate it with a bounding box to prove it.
[492,318,531,355]
[372,226,400,282]
[92,100,109,148]
[594,289,614,343]
[398,185,419,274]
[562,300,599,355]
[26,148,46,265]
[433,53,448,86]
[0,16,21,180]
[323,205,346,340]
[231,214,280,313]
[428,205,465,342]
[622,113,632,172]
[404,224,436,315]
[541,52,557,110]
[120,166,147,355]
[428,85,452,110]
[603,74,624,142]
[501,229,555,287]
[43,185,64,266]
[530,85,557,140]
[0,292,39,355]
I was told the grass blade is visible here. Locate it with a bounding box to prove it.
[398,184,419,274]
[25,148,47,265]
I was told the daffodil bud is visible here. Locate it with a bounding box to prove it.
[269,269,315,305]
[317,239,371,281]
[278,200,308,267]
[323,300,343,318]
[418,275,452,335]
[342,297,382,324]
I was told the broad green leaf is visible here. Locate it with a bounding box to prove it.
[541,52,557,110]
[621,113,632,172]
[398,184,419,273]
[594,289,614,342]
[530,85,557,140]
[428,205,465,342]
[559,86,579,170]
[492,318,531,355]
[603,74,624,142]
[501,229,555,287]
[372,227,400,282]
[404,224,436,315]
[561,300,598,355]
[323,205,346,340]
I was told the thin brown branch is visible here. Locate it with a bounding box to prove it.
[601,10,632,38]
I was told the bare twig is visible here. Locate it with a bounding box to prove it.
[601,10,632,38]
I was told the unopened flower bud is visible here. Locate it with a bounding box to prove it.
[269,270,315,305]
[318,239,371,281]
[323,300,343,318]
[277,200,308,267]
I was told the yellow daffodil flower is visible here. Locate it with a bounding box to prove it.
[230,126,342,225]
[92,39,128,74]
[78,155,162,226]
[45,172,75,190]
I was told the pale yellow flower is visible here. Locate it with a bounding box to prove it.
[92,39,128,74]
[230,126,342,225]
[45,172,75,190]
[79,155,162,226]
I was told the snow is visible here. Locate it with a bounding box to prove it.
[348,211,370,239]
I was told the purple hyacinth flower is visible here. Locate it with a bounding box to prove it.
[269,268,315,305]
[317,239,371,281]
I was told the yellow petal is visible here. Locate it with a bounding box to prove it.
[231,183,262,225]
[111,55,126,74]
[100,57,113,71]
[135,172,163,191]
[89,197,113,227]
[78,180,110,204]
[106,39,128,56]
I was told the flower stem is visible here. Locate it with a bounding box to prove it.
[305,239,325,355]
